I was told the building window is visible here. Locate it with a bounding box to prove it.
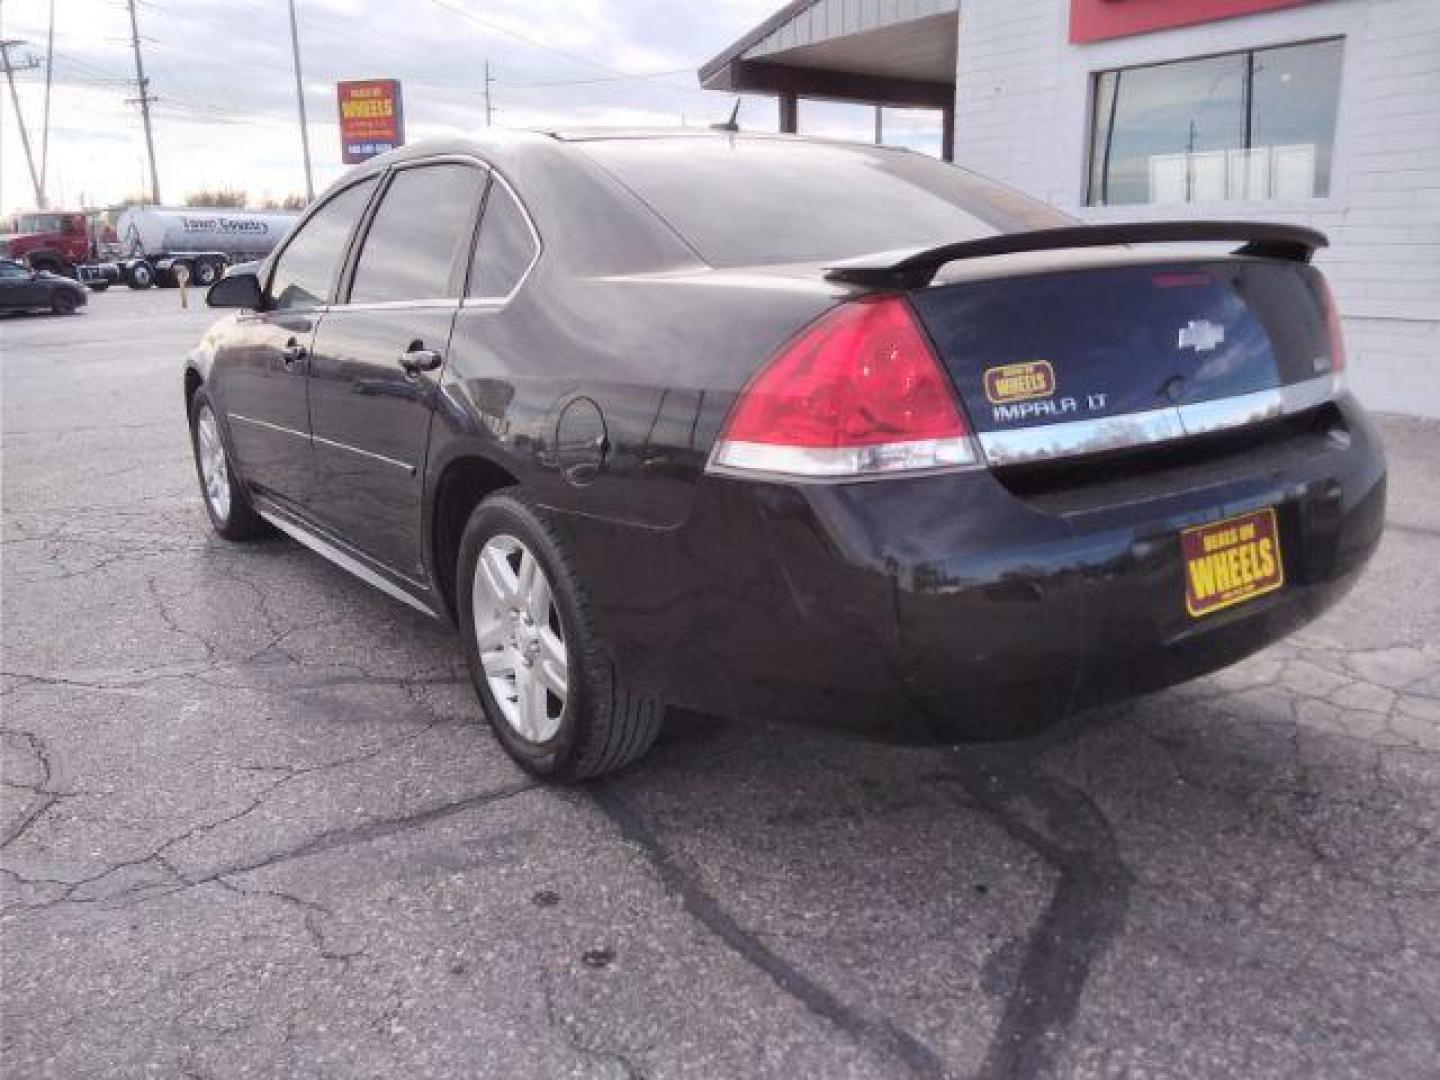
[1088,38,1343,206]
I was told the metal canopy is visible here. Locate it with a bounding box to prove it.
[699,0,959,157]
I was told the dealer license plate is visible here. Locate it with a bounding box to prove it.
[1182,508,1285,618]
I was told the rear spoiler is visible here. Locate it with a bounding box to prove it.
[824,220,1328,289]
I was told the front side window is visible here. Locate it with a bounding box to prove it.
[0,261,28,279]
[1088,38,1343,206]
[268,176,378,310]
[349,164,486,304]
[467,181,539,299]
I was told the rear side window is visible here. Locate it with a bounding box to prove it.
[574,138,1069,267]
[350,164,486,303]
[269,177,377,310]
[468,181,538,300]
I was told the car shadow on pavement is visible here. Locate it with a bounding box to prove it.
[587,655,1436,1079]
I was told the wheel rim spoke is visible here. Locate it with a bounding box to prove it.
[479,544,518,604]
[196,408,230,520]
[473,533,566,745]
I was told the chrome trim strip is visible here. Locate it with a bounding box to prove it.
[229,412,309,441]
[980,406,1185,467]
[310,433,415,474]
[257,508,439,619]
[1177,387,1284,436]
[230,413,415,473]
[978,374,1338,467]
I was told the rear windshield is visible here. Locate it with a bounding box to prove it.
[574,137,1070,267]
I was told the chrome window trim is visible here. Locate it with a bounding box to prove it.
[257,508,438,619]
[327,298,460,313]
[978,373,1341,468]
[460,169,543,310]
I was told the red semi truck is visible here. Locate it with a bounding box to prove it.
[0,206,297,290]
[0,210,121,290]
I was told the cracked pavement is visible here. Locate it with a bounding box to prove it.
[2,290,1438,1079]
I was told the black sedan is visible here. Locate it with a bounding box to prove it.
[0,258,88,315]
[184,131,1385,781]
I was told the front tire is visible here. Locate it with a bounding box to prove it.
[188,388,268,541]
[457,492,663,781]
[127,262,154,289]
[193,260,219,286]
[50,291,79,316]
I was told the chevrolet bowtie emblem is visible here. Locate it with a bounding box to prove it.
[1178,319,1225,353]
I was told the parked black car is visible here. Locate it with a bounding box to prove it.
[0,258,88,315]
[185,131,1385,781]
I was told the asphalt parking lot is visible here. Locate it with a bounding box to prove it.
[2,287,1438,1079]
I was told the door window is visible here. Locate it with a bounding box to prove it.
[349,164,485,303]
[468,181,539,300]
[268,176,377,310]
[0,262,28,279]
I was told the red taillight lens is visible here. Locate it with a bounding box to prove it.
[1320,276,1347,375]
[710,296,977,479]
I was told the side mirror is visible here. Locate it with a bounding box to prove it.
[207,270,264,310]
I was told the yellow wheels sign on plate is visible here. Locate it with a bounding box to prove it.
[1182,508,1285,618]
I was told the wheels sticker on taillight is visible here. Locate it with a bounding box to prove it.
[707,296,980,481]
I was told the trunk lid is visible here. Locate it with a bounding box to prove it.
[907,256,1341,461]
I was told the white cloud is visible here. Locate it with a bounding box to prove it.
[0,0,941,215]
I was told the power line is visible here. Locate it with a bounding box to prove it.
[423,0,710,97]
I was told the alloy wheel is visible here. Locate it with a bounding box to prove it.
[471,534,568,743]
[196,405,231,522]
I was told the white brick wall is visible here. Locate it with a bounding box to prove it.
[953,0,1440,417]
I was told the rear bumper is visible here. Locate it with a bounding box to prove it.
[553,395,1386,739]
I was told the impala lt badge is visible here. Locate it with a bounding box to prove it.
[1178,319,1225,353]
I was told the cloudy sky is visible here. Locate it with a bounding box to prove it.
[0,0,944,214]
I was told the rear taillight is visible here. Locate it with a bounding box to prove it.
[708,296,979,480]
[1320,276,1347,376]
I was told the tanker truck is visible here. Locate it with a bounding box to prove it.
[112,206,298,289]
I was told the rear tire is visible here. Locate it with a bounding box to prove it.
[457,491,663,781]
[193,260,218,286]
[188,387,269,541]
[127,261,154,289]
[50,291,78,316]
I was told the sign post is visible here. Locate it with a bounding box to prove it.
[336,79,404,164]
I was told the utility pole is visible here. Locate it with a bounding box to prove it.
[483,61,493,127]
[39,0,53,204]
[287,0,314,202]
[124,0,161,204]
[0,38,44,207]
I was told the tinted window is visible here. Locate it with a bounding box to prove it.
[1088,39,1342,206]
[575,138,1067,267]
[350,164,485,303]
[0,262,27,279]
[269,177,376,310]
[468,181,538,298]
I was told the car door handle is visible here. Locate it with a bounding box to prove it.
[281,339,307,369]
[399,347,443,376]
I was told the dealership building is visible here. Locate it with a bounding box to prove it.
[701,0,1440,416]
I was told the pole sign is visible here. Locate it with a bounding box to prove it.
[337,79,404,164]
